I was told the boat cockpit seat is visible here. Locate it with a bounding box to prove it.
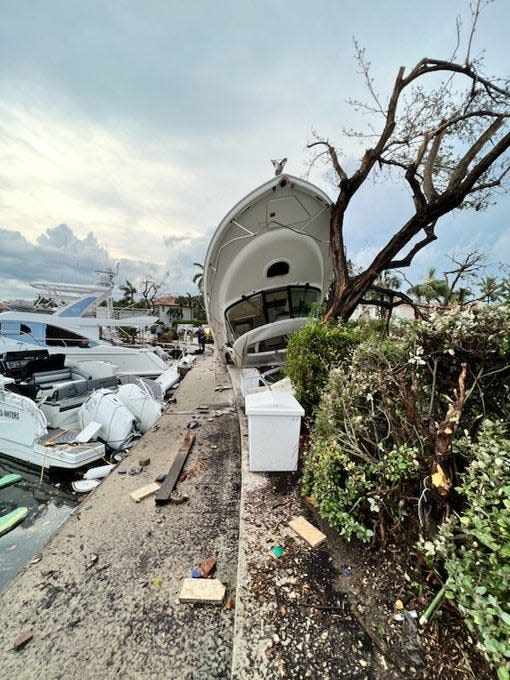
[31,368,74,386]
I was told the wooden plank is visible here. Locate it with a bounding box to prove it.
[154,433,195,506]
[178,578,225,604]
[288,516,326,548]
[129,482,161,503]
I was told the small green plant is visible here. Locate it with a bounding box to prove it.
[285,319,374,415]
[421,421,510,676]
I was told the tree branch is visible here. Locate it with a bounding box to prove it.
[307,140,348,183]
[388,223,438,268]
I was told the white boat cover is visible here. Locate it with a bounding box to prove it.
[116,383,161,433]
[78,389,135,450]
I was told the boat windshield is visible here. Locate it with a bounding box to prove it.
[225,285,320,340]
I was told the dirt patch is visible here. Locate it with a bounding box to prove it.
[311,514,494,679]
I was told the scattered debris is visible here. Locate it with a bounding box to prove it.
[86,554,99,569]
[129,482,161,503]
[271,546,285,558]
[178,578,226,604]
[139,456,151,467]
[154,473,167,483]
[155,433,195,506]
[304,496,318,507]
[225,595,235,610]
[11,629,33,651]
[169,491,189,504]
[29,555,42,565]
[180,459,206,481]
[187,420,200,430]
[84,464,114,480]
[151,577,162,589]
[71,479,100,493]
[394,599,404,611]
[117,468,127,475]
[288,516,326,548]
[191,557,217,578]
[342,566,352,576]
[128,466,142,475]
[199,557,217,578]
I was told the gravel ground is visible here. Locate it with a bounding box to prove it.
[229,368,381,680]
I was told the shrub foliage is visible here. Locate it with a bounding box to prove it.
[295,306,510,670]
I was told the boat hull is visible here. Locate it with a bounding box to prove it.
[204,174,332,367]
[0,389,105,469]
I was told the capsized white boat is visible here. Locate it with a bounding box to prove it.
[0,375,106,469]
[204,163,333,367]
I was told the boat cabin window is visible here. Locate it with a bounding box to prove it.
[45,324,94,347]
[266,261,289,278]
[0,321,40,344]
[225,285,320,340]
[0,322,32,336]
[290,287,320,317]
[226,294,265,338]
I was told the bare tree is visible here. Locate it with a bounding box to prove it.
[140,273,168,308]
[309,2,510,321]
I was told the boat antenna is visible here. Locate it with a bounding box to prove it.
[271,158,287,176]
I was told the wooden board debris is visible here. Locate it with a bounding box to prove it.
[154,433,195,505]
[288,516,326,548]
[129,482,161,503]
[178,578,225,604]
[12,629,33,650]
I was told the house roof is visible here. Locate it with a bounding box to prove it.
[152,295,179,307]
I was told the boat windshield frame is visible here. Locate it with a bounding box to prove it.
[224,285,320,340]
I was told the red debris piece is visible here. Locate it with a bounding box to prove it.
[199,557,217,578]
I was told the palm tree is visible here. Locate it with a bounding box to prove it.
[478,276,503,304]
[119,280,137,305]
[193,263,204,291]
[408,268,450,304]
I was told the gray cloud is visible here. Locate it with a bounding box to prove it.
[0,223,208,301]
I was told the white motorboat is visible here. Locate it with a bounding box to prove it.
[0,272,178,378]
[204,165,333,367]
[0,374,106,470]
[0,349,164,468]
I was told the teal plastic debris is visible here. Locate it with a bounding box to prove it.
[271,546,285,558]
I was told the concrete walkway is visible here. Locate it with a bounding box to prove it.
[0,354,377,679]
[0,353,241,679]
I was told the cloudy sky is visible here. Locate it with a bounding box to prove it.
[0,0,508,300]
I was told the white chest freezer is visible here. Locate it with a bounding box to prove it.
[245,391,304,471]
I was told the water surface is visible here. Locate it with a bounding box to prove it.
[0,457,77,590]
